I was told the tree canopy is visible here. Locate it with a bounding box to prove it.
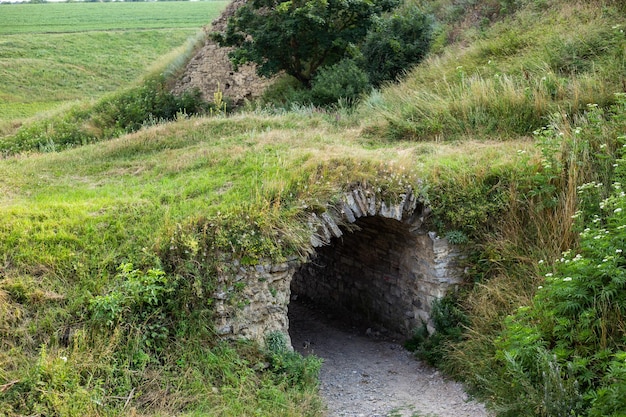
[214,0,399,86]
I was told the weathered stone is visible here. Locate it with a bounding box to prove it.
[271,263,289,273]
[216,325,233,335]
[342,202,356,223]
[346,193,363,218]
[353,189,369,216]
[367,195,377,216]
[211,185,463,346]
[171,0,275,106]
[322,212,343,238]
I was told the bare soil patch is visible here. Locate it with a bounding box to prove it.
[289,301,491,417]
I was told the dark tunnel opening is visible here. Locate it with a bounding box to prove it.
[288,215,437,342]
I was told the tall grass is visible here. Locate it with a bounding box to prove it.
[443,97,626,416]
[360,0,626,141]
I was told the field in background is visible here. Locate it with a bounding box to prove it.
[0,1,227,126]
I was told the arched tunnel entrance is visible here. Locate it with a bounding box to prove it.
[211,187,463,347]
[289,214,449,340]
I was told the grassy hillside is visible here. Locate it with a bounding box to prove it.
[1,0,626,415]
[0,1,227,130]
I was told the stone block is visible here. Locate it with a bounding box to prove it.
[341,202,356,223]
[353,189,369,215]
[345,193,362,218]
[322,212,343,238]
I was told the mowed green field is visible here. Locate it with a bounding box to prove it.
[0,1,227,124]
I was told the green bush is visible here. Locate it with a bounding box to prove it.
[93,76,209,135]
[260,75,315,108]
[0,76,210,156]
[496,95,626,416]
[360,5,433,86]
[264,332,322,389]
[90,260,216,356]
[405,294,469,366]
[310,59,371,106]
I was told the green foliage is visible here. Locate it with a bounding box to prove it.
[428,170,511,239]
[90,261,216,356]
[0,76,210,155]
[444,230,469,244]
[545,26,621,75]
[214,0,399,85]
[92,76,209,135]
[1,346,100,417]
[90,263,171,327]
[495,95,626,416]
[405,294,469,366]
[259,75,317,108]
[360,5,433,86]
[364,1,626,141]
[264,332,322,389]
[310,59,371,106]
[0,106,94,155]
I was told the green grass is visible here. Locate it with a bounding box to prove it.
[0,106,532,414]
[0,1,228,34]
[361,0,626,141]
[0,1,227,127]
[2,0,626,415]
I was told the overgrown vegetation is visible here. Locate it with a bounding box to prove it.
[215,0,433,106]
[2,0,626,415]
[0,76,212,155]
[214,0,399,86]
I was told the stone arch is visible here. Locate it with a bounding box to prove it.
[212,186,464,345]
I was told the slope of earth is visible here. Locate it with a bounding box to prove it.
[171,0,274,105]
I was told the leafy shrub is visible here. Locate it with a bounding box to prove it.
[93,76,209,135]
[0,76,210,156]
[90,260,216,356]
[264,332,322,389]
[405,294,469,366]
[360,5,433,86]
[310,60,371,106]
[260,75,315,108]
[496,95,626,416]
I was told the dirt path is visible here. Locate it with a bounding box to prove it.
[289,301,491,417]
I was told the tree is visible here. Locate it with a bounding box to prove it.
[214,0,399,87]
[360,5,433,86]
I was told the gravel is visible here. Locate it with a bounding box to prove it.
[289,301,492,417]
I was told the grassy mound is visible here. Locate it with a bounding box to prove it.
[1,0,626,415]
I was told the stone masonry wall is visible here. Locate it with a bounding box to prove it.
[291,216,461,336]
[212,186,464,345]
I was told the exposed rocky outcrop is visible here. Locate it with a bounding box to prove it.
[171,0,274,106]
